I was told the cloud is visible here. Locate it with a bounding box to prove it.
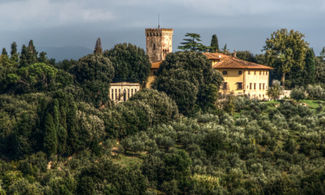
[0,0,115,30]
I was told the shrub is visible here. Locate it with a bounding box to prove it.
[306,85,324,99]
[290,87,306,100]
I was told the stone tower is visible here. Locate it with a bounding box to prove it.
[145,28,173,62]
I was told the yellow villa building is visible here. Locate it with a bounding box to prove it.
[203,52,273,100]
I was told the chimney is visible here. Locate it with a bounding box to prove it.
[233,50,237,58]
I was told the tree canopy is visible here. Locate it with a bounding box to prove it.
[70,54,114,107]
[178,33,207,52]
[267,80,284,100]
[104,43,151,85]
[264,29,309,87]
[153,51,223,115]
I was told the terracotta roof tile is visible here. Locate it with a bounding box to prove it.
[149,53,273,70]
[203,52,273,70]
[151,61,162,69]
[202,52,227,60]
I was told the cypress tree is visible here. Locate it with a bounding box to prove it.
[10,42,19,62]
[10,42,17,56]
[27,40,38,64]
[20,44,28,67]
[94,38,103,55]
[222,43,229,54]
[1,48,8,56]
[38,51,48,63]
[304,48,316,85]
[66,102,78,154]
[210,34,219,52]
[52,99,67,155]
[43,113,58,155]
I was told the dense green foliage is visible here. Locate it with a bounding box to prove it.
[315,56,325,86]
[264,29,309,87]
[236,50,258,63]
[0,34,325,194]
[0,41,69,94]
[285,48,316,88]
[104,43,151,85]
[153,51,223,115]
[70,54,114,107]
[106,89,179,138]
[120,97,325,194]
[178,33,207,52]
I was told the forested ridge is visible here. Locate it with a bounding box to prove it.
[0,31,325,194]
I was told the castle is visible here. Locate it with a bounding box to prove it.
[109,27,273,102]
[145,28,173,88]
[144,27,273,100]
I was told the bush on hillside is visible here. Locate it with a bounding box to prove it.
[290,87,306,100]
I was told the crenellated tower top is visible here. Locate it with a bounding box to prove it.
[145,28,173,63]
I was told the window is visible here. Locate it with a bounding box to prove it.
[263,83,265,90]
[254,83,256,90]
[259,83,261,89]
[266,72,268,75]
[222,71,228,75]
[222,82,228,90]
[259,71,261,75]
[115,89,117,100]
[248,71,250,75]
[254,71,256,75]
[237,82,243,90]
[250,83,252,90]
[123,90,126,101]
[238,71,242,75]
[153,43,156,50]
[111,89,114,100]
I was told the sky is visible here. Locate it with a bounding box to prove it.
[0,0,324,60]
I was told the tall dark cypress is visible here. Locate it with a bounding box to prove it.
[20,45,28,67]
[43,113,58,156]
[27,40,38,64]
[94,38,103,55]
[210,34,219,52]
[304,48,316,85]
[10,42,19,62]
[10,42,17,56]
[1,48,8,56]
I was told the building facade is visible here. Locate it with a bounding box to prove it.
[145,28,173,88]
[110,82,140,103]
[203,52,273,100]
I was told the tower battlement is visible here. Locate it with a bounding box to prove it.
[145,28,173,37]
[145,28,173,62]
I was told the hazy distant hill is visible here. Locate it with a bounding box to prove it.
[40,46,92,61]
